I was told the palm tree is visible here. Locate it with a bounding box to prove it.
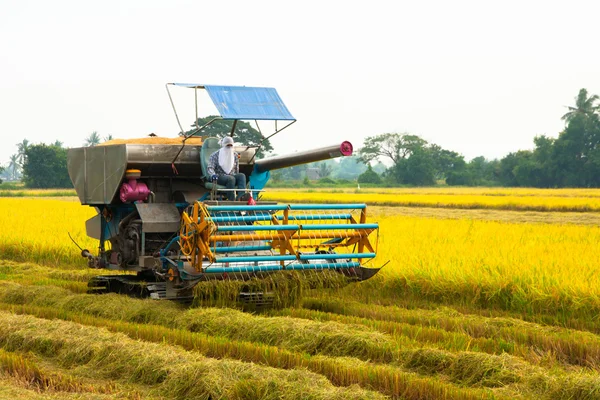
[16,139,29,165]
[103,134,114,142]
[84,131,101,147]
[8,154,20,180]
[562,88,599,123]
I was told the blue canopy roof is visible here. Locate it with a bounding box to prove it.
[170,83,295,121]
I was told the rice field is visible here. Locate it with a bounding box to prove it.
[1,189,600,399]
[261,188,600,212]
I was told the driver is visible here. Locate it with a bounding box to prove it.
[207,136,246,200]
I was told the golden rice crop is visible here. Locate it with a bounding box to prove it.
[4,191,600,399]
[269,186,600,198]
[261,190,600,212]
[0,198,96,266]
[358,214,600,330]
[2,196,600,324]
[0,189,76,197]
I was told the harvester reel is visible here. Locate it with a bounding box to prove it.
[179,220,198,256]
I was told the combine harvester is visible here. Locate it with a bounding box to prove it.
[67,83,382,307]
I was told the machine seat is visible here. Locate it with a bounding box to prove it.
[204,181,227,190]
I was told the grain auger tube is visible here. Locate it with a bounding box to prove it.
[68,83,384,308]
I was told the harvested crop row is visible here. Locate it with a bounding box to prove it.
[0,310,386,400]
[271,308,520,357]
[303,297,600,369]
[0,376,123,400]
[0,282,406,362]
[1,302,500,400]
[2,284,599,399]
[0,348,120,395]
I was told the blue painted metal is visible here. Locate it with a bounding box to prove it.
[207,204,288,212]
[208,214,352,223]
[299,253,376,260]
[177,85,296,121]
[286,262,359,270]
[289,204,366,210]
[170,84,294,120]
[215,224,299,232]
[284,214,351,221]
[249,167,270,192]
[215,255,296,263]
[201,262,360,274]
[301,223,378,230]
[162,236,181,254]
[206,204,366,212]
[214,245,272,253]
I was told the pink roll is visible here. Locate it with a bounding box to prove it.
[119,178,150,203]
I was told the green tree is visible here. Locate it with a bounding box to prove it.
[8,154,20,180]
[561,88,599,123]
[371,161,387,175]
[361,133,440,185]
[317,162,333,178]
[184,116,273,158]
[499,151,534,186]
[465,157,501,186]
[84,131,101,147]
[552,115,588,187]
[53,140,64,148]
[428,145,467,181]
[103,134,114,142]
[17,139,29,165]
[393,147,436,186]
[360,133,427,165]
[357,164,382,184]
[22,144,72,188]
[528,135,555,187]
[333,156,367,180]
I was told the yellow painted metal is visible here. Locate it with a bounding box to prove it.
[179,201,216,271]
[178,201,377,269]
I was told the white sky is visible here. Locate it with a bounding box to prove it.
[1,0,598,165]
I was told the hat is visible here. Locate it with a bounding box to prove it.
[221,136,234,147]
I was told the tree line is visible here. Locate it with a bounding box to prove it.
[2,88,598,188]
[356,88,600,187]
[0,132,112,187]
